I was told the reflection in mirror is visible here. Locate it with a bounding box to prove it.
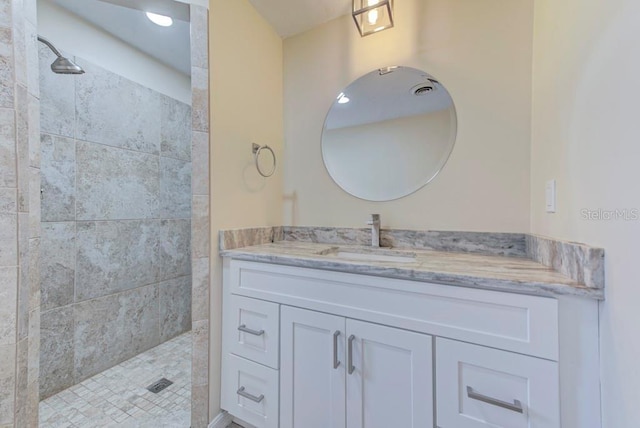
[322,66,457,201]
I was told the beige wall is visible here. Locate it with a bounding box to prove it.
[531,0,640,426]
[283,0,534,231]
[208,0,284,416]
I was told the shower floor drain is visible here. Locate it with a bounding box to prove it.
[147,378,174,394]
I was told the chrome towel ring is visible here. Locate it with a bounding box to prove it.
[252,143,276,178]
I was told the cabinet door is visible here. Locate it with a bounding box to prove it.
[436,338,560,428]
[346,319,433,428]
[280,306,346,428]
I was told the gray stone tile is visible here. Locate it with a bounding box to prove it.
[41,133,75,221]
[160,156,191,219]
[15,84,28,212]
[75,60,161,154]
[191,257,209,322]
[0,0,11,28]
[40,305,74,399]
[191,66,208,133]
[192,196,209,258]
[0,267,18,346]
[73,284,160,382]
[28,93,39,168]
[0,27,15,109]
[25,21,38,98]
[73,293,124,383]
[192,131,209,196]
[27,308,40,382]
[75,220,160,301]
[76,140,159,220]
[0,188,15,214]
[120,284,160,358]
[12,1,26,88]
[28,166,39,237]
[40,332,191,427]
[159,219,191,281]
[161,95,191,161]
[27,310,40,428]
[17,213,28,340]
[0,212,17,266]
[28,238,40,312]
[14,338,28,426]
[159,276,192,342]
[190,7,209,70]
[0,343,16,426]
[191,319,208,388]
[191,384,209,428]
[0,108,16,187]
[39,44,75,138]
[41,222,75,311]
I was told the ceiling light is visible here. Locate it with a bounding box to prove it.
[146,11,173,27]
[352,0,394,37]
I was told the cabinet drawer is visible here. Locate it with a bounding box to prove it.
[229,260,559,360]
[221,353,279,428]
[226,295,279,369]
[436,338,559,428]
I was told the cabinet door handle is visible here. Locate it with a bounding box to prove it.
[333,331,341,369]
[348,335,356,375]
[238,324,265,336]
[466,386,524,414]
[237,386,264,403]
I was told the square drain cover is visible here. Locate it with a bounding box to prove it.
[147,378,173,393]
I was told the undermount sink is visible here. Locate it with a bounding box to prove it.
[317,247,417,264]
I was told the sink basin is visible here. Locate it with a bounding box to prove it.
[317,247,417,264]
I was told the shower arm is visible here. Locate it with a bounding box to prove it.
[37,36,63,58]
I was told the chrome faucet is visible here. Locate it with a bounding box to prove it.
[367,214,381,247]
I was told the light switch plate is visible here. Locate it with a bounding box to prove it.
[545,179,556,213]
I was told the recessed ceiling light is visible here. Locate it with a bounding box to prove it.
[146,11,173,27]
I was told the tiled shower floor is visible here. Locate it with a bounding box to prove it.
[39,332,192,428]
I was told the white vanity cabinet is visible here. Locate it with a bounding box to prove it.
[221,259,601,428]
[436,338,560,428]
[279,306,433,428]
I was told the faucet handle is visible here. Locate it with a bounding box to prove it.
[367,214,380,225]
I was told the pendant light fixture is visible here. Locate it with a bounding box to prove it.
[352,0,394,37]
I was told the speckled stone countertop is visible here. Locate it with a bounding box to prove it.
[221,240,604,300]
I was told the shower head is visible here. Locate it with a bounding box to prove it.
[50,56,85,75]
[37,36,85,75]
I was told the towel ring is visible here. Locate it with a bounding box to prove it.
[252,143,276,178]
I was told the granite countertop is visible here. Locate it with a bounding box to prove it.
[221,240,604,300]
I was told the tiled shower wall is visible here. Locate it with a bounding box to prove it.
[0,0,41,426]
[38,49,193,399]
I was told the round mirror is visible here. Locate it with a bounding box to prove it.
[321,66,457,201]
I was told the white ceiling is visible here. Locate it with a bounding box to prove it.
[51,0,192,76]
[247,0,351,38]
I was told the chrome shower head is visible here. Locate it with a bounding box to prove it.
[37,36,85,75]
[50,56,85,75]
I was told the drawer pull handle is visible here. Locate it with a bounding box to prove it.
[237,386,264,403]
[466,386,524,414]
[348,335,356,375]
[238,324,265,336]
[333,331,341,369]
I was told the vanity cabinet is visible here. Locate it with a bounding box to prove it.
[280,306,433,428]
[221,259,601,428]
[436,338,559,428]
